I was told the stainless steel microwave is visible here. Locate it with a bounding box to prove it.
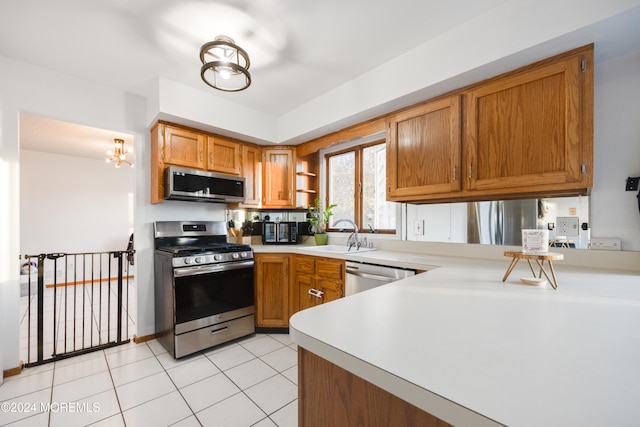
[165,167,245,203]
[262,222,298,244]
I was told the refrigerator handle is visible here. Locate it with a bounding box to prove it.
[497,201,504,245]
[488,202,495,244]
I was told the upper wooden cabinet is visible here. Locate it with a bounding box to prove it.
[263,148,296,208]
[163,125,206,169]
[151,122,206,203]
[150,122,259,204]
[465,48,593,195]
[387,95,462,201]
[206,136,242,175]
[386,44,593,203]
[238,144,262,207]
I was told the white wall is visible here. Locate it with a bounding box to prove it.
[591,49,640,251]
[20,150,134,254]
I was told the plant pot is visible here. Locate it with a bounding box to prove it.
[314,233,328,245]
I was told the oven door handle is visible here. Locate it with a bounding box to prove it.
[174,260,254,277]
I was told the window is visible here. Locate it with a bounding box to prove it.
[326,141,397,233]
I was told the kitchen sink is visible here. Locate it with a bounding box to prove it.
[298,245,377,255]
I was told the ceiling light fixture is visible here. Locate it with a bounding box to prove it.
[106,138,133,168]
[200,35,251,92]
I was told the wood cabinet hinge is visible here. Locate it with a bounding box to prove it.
[581,59,588,72]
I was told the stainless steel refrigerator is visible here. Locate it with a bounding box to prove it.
[467,199,539,246]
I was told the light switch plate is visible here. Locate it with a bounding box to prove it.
[414,220,424,235]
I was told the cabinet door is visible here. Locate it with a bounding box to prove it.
[387,96,462,201]
[263,149,295,208]
[465,49,592,194]
[254,254,290,327]
[318,279,343,304]
[238,145,262,207]
[163,125,205,169]
[295,273,318,312]
[295,255,316,275]
[207,136,242,175]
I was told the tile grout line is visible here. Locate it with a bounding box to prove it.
[103,347,128,427]
[153,344,203,426]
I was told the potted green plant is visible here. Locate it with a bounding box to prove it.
[308,198,337,245]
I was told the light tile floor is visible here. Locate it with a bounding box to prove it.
[8,280,298,426]
[0,333,299,427]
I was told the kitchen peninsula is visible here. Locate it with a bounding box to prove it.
[289,251,640,426]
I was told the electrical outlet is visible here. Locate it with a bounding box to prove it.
[556,216,579,236]
[591,238,622,251]
[626,176,639,191]
[414,220,424,235]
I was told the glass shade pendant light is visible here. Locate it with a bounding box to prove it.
[200,35,251,92]
[106,138,133,168]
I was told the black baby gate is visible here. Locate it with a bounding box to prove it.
[20,250,134,367]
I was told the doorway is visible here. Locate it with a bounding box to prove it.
[18,113,136,365]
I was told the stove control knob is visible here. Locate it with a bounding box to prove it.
[194,256,203,264]
[184,258,193,265]
[240,252,247,258]
[214,254,223,261]
[232,252,240,259]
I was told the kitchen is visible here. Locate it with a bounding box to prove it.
[2,1,640,426]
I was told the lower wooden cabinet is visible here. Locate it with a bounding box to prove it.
[254,254,291,328]
[253,253,346,328]
[292,255,345,313]
[298,348,453,427]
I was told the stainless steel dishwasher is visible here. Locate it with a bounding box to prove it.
[345,261,415,296]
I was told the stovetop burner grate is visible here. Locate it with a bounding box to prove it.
[157,243,252,256]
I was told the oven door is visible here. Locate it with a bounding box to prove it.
[173,260,254,334]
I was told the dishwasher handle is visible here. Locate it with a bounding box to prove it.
[346,268,396,283]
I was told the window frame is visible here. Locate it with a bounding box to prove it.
[324,139,396,234]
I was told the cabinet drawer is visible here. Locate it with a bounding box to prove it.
[318,278,342,292]
[295,255,316,274]
[316,259,344,281]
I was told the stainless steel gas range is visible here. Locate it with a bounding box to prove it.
[154,221,255,358]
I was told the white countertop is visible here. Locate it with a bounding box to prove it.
[287,251,640,426]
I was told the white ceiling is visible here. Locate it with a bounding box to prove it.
[19,114,135,164]
[0,0,509,114]
[1,0,509,159]
[2,1,640,160]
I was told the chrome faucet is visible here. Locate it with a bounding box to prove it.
[333,219,360,251]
